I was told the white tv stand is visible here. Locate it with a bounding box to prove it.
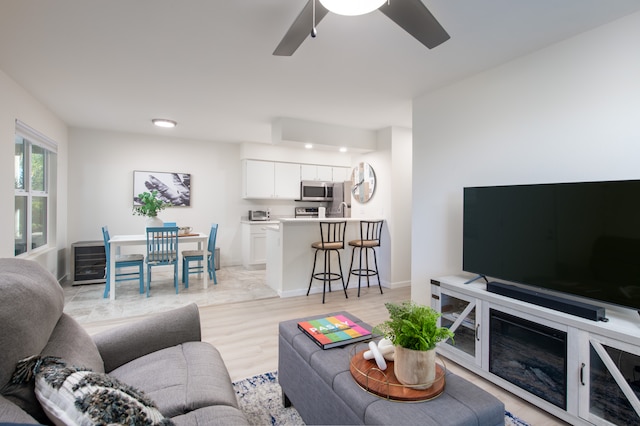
[431,275,640,426]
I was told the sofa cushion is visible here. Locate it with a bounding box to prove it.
[171,405,249,426]
[0,395,39,424]
[93,303,202,373]
[0,259,65,423]
[109,342,239,418]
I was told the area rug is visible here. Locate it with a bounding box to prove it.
[232,371,531,426]
[233,371,303,425]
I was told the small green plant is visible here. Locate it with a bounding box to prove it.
[373,301,454,351]
[132,190,168,217]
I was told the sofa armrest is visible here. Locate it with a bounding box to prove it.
[92,303,202,372]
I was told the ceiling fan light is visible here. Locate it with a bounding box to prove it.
[319,0,386,16]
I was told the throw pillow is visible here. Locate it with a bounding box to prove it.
[12,356,174,426]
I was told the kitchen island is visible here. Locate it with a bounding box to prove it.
[266,218,385,298]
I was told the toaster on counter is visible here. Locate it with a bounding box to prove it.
[248,210,270,221]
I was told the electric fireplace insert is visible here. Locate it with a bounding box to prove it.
[489,309,567,409]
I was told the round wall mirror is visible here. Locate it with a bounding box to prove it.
[351,162,376,203]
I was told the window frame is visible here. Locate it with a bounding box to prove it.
[14,120,57,257]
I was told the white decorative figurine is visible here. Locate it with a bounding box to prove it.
[363,338,395,370]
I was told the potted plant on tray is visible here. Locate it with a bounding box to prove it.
[133,190,169,227]
[374,301,454,389]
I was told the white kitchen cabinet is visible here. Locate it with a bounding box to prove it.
[432,275,640,425]
[274,162,301,199]
[242,222,269,269]
[300,164,332,181]
[332,166,351,182]
[243,160,274,199]
[243,160,300,199]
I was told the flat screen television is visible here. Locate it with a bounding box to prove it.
[463,179,640,312]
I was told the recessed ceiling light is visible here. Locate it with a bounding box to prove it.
[305,143,313,149]
[339,147,347,153]
[152,118,177,128]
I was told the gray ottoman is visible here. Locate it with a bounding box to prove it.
[278,311,505,425]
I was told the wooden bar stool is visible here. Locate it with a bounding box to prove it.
[307,221,348,304]
[347,220,384,297]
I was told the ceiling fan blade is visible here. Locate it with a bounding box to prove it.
[379,0,449,49]
[273,0,329,56]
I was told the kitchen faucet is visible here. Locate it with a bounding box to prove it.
[340,201,348,212]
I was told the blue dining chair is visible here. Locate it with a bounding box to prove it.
[102,226,144,298]
[182,223,218,287]
[145,226,179,296]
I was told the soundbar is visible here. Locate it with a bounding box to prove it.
[487,281,606,321]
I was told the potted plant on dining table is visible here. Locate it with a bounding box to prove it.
[133,190,169,228]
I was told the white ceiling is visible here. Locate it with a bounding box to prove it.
[1,0,639,146]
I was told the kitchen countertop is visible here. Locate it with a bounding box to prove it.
[278,217,380,223]
[240,220,280,225]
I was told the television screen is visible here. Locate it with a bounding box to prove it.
[463,180,640,311]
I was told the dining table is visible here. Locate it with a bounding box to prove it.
[108,232,209,300]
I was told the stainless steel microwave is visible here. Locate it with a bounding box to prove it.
[300,180,334,201]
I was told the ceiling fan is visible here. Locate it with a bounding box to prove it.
[273,0,450,56]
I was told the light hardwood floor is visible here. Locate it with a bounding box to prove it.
[77,277,566,425]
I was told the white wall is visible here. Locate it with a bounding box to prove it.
[0,70,68,277]
[389,127,412,288]
[411,11,640,303]
[348,127,412,289]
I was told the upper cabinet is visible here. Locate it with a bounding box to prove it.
[243,160,349,200]
[300,164,333,181]
[301,164,351,182]
[274,162,301,199]
[243,160,273,199]
[243,160,300,200]
[332,167,351,182]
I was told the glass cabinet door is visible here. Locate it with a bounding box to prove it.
[440,291,478,360]
[588,338,640,425]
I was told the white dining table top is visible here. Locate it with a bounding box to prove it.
[109,232,207,243]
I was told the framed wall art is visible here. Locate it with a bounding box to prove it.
[133,170,191,207]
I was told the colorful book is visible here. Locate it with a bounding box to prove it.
[297,314,372,349]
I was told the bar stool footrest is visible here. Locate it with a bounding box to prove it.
[349,268,378,277]
[312,272,344,282]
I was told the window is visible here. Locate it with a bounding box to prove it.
[14,120,57,256]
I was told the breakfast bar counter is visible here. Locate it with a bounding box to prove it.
[266,218,385,298]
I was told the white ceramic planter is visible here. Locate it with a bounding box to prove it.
[145,216,163,229]
[394,346,436,390]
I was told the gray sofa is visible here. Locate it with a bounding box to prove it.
[0,258,248,425]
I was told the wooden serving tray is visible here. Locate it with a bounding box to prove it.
[349,349,446,402]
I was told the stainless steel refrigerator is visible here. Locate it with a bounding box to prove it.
[328,181,351,218]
